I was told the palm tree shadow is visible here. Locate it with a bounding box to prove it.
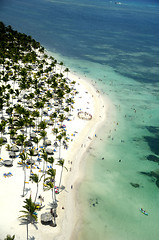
[0,162,3,167]
[19,218,38,230]
[29,236,35,240]
[20,187,31,197]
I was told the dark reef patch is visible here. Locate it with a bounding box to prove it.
[143,126,159,155]
[147,155,159,163]
[140,170,159,189]
[130,182,140,188]
[144,136,159,155]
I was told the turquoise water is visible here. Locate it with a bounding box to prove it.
[1,0,159,239]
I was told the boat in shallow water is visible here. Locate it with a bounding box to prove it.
[140,208,148,216]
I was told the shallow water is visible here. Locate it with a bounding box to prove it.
[1,0,159,239]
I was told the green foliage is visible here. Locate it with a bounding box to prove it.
[30,173,43,184]
[44,168,56,186]
[4,234,15,240]
[38,120,47,130]
[19,152,28,163]
[0,137,4,146]
[19,195,38,222]
[47,156,54,165]
[56,159,68,171]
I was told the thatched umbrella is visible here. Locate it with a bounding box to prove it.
[41,212,52,223]
[9,151,16,158]
[44,139,51,146]
[25,141,33,147]
[30,133,36,139]
[11,145,19,152]
[3,160,13,167]
[27,159,35,165]
[48,120,54,126]
[46,147,54,155]
[33,150,38,156]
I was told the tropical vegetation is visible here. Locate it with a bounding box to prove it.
[0,21,77,236]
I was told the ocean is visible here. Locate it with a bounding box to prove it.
[1,0,159,239]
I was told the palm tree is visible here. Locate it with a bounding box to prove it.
[0,137,4,156]
[7,116,14,129]
[19,195,38,240]
[52,127,58,137]
[32,136,40,151]
[16,134,26,152]
[27,148,35,176]
[9,129,17,144]
[4,234,15,240]
[0,120,7,137]
[64,67,70,79]
[38,120,47,131]
[31,110,40,132]
[30,173,43,202]
[15,118,25,131]
[27,118,35,138]
[44,168,57,227]
[50,112,57,129]
[56,159,68,188]
[59,114,65,127]
[5,143,11,152]
[44,168,56,202]
[19,152,28,197]
[27,148,34,162]
[34,101,44,121]
[47,156,54,168]
[39,130,47,147]
[56,130,66,160]
[56,134,62,160]
[59,61,63,73]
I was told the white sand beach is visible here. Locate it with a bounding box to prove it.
[0,41,109,239]
[0,73,108,240]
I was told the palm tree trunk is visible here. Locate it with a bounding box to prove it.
[52,188,54,202]
[23,165,26,197]
[34,183,38,202]
[26,220,29,240]
[43,161,46,190]
[53,209,57,227]
[59,167,63,188]
[59,140,61,160]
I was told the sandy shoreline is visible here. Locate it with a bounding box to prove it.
[0,51,108,240]
[54,73,107,240]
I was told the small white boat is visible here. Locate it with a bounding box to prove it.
[140,208,148,216]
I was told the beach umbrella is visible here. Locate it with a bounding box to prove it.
[11,145,19,152]
[9,151,16,158]
[33,150,38,156]
[48,120,54,126]
[27,159,35,165]
[30,132,36,138]
[41,212,52,223]
[25,141,33,147]
[3,160,13,167]
[44,139,51,146]
[46,147,54,155]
